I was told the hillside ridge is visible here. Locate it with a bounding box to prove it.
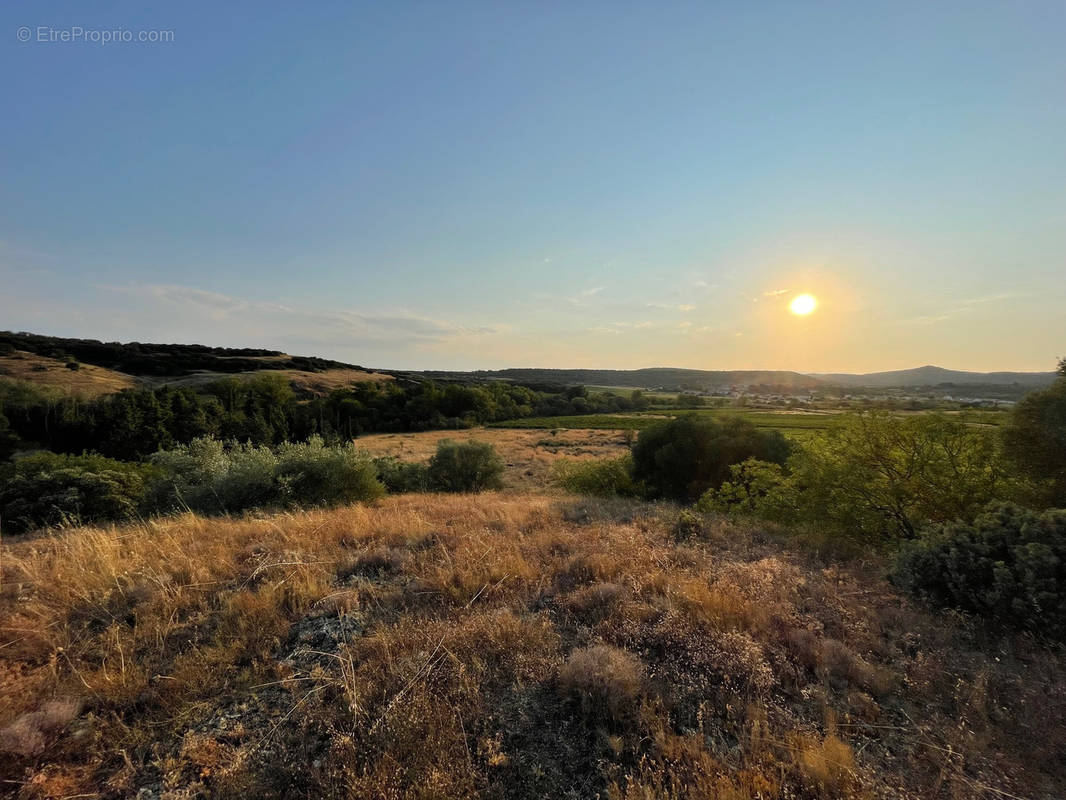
[3,331,1056,390]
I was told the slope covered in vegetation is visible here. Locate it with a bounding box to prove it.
[0,331,362,377]
[2,494,1063,799]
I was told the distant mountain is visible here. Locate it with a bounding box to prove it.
[810,365,1057,388]
[413,367,824,391]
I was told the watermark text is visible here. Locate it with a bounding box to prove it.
[17,26,175,44]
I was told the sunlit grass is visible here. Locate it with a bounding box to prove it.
[1,493,1062,797]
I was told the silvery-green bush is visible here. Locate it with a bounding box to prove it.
[427,440,504,492]
[149,435,383,515]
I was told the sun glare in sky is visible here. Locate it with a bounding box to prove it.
[789,293,818,316]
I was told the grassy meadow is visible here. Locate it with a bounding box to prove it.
[358,428,631,491]
[3,491,1063,798]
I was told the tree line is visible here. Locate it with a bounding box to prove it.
[0,374,647,461]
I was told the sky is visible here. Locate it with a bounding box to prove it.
[2,1,1064,373]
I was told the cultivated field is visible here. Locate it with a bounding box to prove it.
[1,493,1062,798]
[491,407,1006,440]
[491,409,839,439]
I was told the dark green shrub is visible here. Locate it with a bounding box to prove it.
[894,503,1066,637]
[0,452,153,533]
[427,440,504,492]
[374,456,432,493]
[1002,377,1066,506]
[631,415,790,501]
[552,455,639,497]
[0,413,19,461]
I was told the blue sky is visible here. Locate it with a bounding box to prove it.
[2,1,1064,371]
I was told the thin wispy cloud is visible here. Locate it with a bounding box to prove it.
[645,302,698,312]
[897,292,1025,327]
[567,286,605,305]
[101,284,499,346]
[103,284,291,320]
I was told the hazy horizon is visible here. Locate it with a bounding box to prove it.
[3,1,1064,372]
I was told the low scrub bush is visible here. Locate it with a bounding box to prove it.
[894,502,1066,637]
[274,438,386,506]
[552,455,639,497]
[426,439,504,492]
[148,436,383,515]
[697,458,788,516]
[147,438,276,514]
[557,645,646,725]
[672,508,707,540]
[373,456,432,493]
[632,415,790,501]
[0,452,153,532]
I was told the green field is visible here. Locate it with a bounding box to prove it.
[490,406,1008,439]
[490,408,838,437]
[490,414,658,431]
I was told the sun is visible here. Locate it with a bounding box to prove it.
[789,293,817,316]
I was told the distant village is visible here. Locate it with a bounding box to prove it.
[665,384,1018,409]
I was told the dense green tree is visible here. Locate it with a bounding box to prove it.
[632,415,791,501]
[705,413,1015,542]
[0,412,19,461]
[166,388,218,441]
[1002,374,1066,506]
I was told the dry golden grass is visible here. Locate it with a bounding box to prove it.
[357,427,631,490]
[0,351,138,397]
[0,350,389,400]
[271,366,392,392]
[1,493,1064,798]
[140,366,392,393]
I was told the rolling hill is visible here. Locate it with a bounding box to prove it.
[0,331,390,396]
[3,331,1057,396]
[413,367,825,391]
[811,365,1058,388]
